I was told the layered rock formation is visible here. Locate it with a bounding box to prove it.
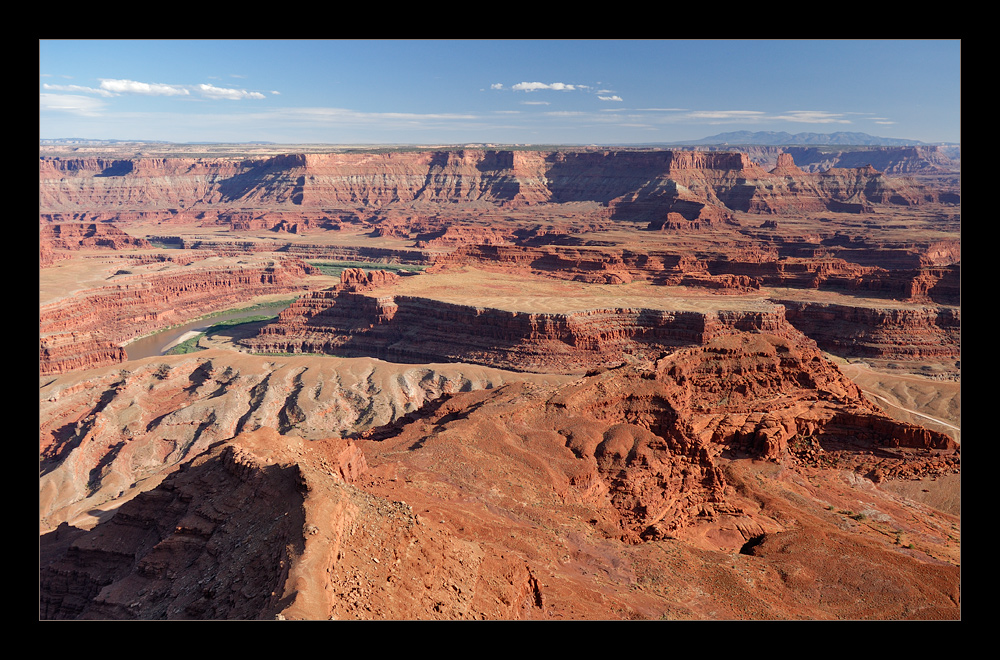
[40,149,951,225]
[780,146,959,176]
[238,261,961,377]
[40,223,153,251]
[39,258,317,375]
[777,300,961,361]
[710,145,959,176]
[429,244,960,304]
[39,156,244,210]
[39,332,129,376]
[39,222,155,267]
[240,269,792,374]
[713,258,960,305]
[380,332,957,545]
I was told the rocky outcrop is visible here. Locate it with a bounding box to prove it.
[535,331,957,539]
[40,223,153,251]
[710,258,960,305]
[337,267,400,291]
[41,210,192,226]
[902,265,961,304]
[40,246,68,268]
[39,332,129,375]
[732,145,959,175]
[782,146,959,175]
[429,245,719,286]
[39,427,364,620]
[413,224,518,248]
[777,300,961,361]
[769,153,806,176]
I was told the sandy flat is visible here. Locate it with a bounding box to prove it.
[763,286,959,310]
[838,361,960,443]
[160,330,204,352]
[377,267,778,314]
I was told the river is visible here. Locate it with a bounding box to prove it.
[123,301,292,361]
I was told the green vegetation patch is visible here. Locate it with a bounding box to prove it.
[205,314,280,332]
[163,313,284,355]
[164,333,205,355]
[147,239,181,249]
[208,299,298,318]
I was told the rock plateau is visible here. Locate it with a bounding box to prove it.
[39,145,960,620]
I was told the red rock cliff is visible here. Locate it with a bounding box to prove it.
[40,223,153,252]
[242,276,799,374]
[777,300,961,361]
[40,150,939,222]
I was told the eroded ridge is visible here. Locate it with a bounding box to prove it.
[40,329,959,620]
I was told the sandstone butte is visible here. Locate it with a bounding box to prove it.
[38,145,961,620]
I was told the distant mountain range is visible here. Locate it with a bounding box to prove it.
[672,131,943,147]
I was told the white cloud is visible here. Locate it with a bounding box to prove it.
[99,79,190,96]
[197,84,266,100]
[635,108,856,127]
[512,81,576,92]
[275,107,480,124]
[491,83,503,90]
[687,110,766,120]
[49,77,269,103]
[39,93,106,116]
[42,83,116,98]
[598,95,623,102]
[521,100,550,106]
[775,110,851,124]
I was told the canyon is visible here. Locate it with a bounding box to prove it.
[38,144,960,620]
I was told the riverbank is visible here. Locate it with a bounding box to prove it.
[124,300,295,361]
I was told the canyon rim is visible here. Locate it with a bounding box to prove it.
[39,141,960,621]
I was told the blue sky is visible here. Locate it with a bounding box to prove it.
[39,39,961,145]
